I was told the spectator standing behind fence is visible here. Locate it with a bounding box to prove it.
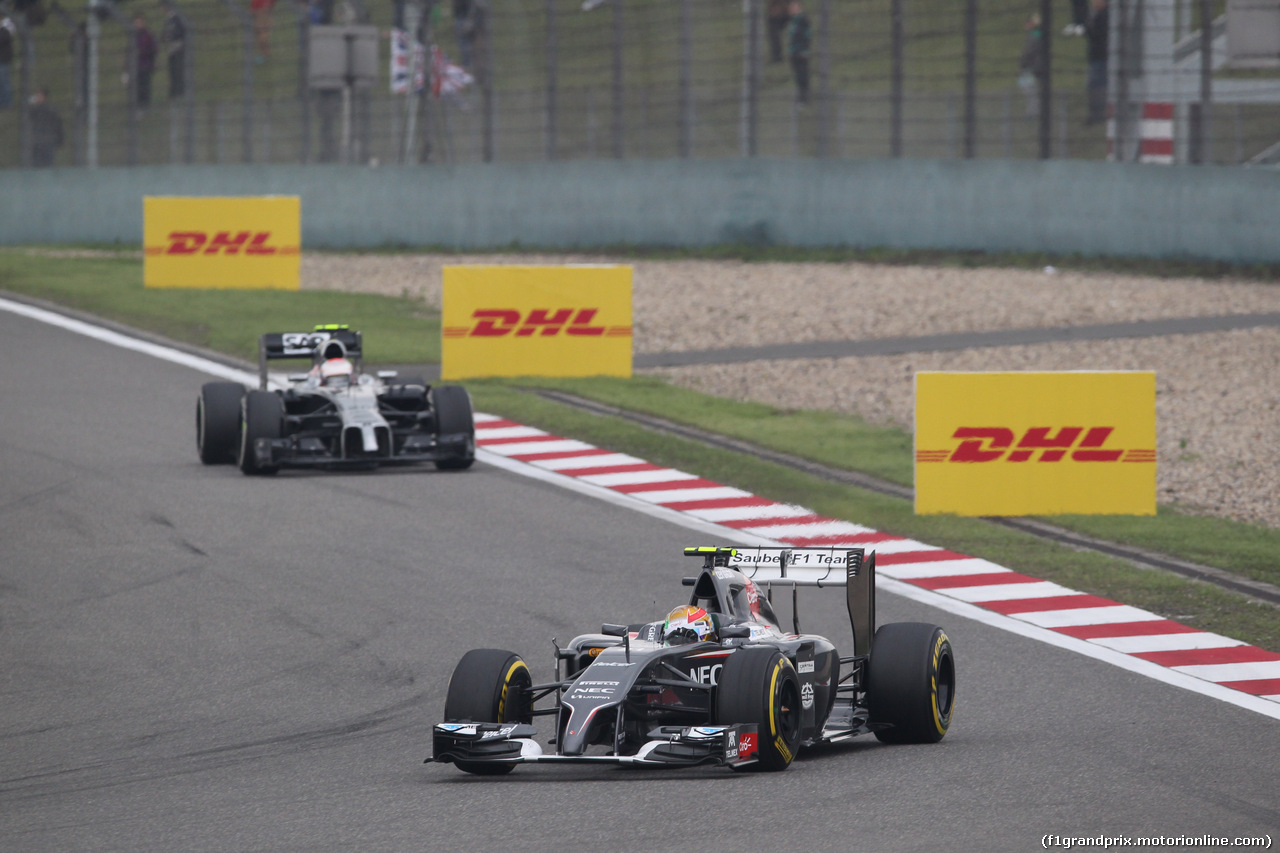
[786,1,811,104]
[1018,13,1047,117]
[0,15,15,110]
[251,0,275,63]
[29,87,64,166]
[161,0,185,98]
[1063,0,1088,36]
[1084,0,1109,125]
[453,0,476,69]
[127,14,158,108]
[766,0,789,63]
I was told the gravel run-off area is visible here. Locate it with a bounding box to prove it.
[302,253,1280,531]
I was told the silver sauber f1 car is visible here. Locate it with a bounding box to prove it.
[196,325,475,475]
[430,546,955,774]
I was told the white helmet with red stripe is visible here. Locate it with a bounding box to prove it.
[662,604,717,646]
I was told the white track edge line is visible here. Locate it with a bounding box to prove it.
[9,295,1278,722]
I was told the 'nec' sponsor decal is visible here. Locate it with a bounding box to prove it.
[687,664,722,685]
[916,426,1155,464]
[442,308,632,339]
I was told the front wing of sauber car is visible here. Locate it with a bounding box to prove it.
[432,722,762,768]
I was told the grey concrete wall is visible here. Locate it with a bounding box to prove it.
[2,159,1278,262]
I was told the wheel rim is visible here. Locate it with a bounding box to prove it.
[776,677,801,746]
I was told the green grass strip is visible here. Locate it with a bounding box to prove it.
[0,250,441,365]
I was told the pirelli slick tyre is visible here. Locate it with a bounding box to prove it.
[238,390,284,476]
[443,649,532,775]
[432,385,475,471]
[197,382,244,465]
[715,646,802,772]
[866,622,955,744]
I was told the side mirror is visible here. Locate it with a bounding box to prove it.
[376,370,398,380]
[600,623,628,637]
[721,624,751,639]
[287,373,309,383]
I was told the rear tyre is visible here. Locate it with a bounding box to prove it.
[867,622,955,744]
[238,390,284,476]
[443,649,533,775]
[432,385,475,471]
[715,646,802,771]
[197,382,244,465]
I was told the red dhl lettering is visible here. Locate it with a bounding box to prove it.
[144,231,298,256]
[916,427,1155,463]
[442,308,632,339]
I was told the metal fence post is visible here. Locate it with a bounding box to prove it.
[105,4,140,166]
[741,0,759,158]
[963,0,976,158]
[219,0,255,164]
[481,0,494,162]
[890,0,903,157]
[16,12,32,167]
[817,0,831,157]
[49,1,87,165]
[611,0,624,159]
[1038,0,1052,159]
[679,0,692,157]
[1196,0,1212,164]
[546,0,557,160]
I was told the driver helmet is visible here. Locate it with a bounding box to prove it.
[662,605,717,646]
[319,358,354,388]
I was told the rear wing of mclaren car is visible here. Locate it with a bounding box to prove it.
[257,325,363,390]
[683,545,877,657]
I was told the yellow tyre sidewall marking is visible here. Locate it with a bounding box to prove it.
[931,632,953,736]
[498,660,529,723]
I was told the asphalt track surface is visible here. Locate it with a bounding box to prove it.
[2,309,1278,852]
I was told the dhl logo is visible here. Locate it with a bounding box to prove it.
[144,231,300,256]
[916,427,1156,464]
[442,309,632,339]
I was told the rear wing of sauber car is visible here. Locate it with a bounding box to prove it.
[257,325,363,390]
[692,545,877,657]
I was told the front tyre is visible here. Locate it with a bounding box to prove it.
[197,382,244,465]
[432,385,475,471]
[238,390,284,476]
[443,648,532,775]
[866,622,955,744]
[715,646,802,771]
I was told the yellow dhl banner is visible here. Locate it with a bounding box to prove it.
[441,265,632,379]
[914,371,1156,516]
[143,196,300,290]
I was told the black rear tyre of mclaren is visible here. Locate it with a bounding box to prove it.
[238,390,284,476]
[443,648,532,775]
[197,382,244,465]
[432,385,475,471]
[715,646,802,771]
[866,622,955,744]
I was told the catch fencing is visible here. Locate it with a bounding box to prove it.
[2,0,1279,170]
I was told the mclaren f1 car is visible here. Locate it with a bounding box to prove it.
[196,325,475,474]
[430,545,956,774]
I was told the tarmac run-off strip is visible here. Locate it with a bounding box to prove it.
[473,413,1280,720]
